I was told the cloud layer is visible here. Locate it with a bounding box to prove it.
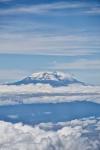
[0,117,100,150]
[0,1,100,55]
[0,84,100,105]
[0,1,100,15]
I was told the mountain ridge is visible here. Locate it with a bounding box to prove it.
[6,71,84,87]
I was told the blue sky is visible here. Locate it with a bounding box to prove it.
[0,0,100,84]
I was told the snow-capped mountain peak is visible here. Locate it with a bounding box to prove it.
[7,71,84,86]
[30,71,74,81]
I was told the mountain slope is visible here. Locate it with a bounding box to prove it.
[7,71,84,86]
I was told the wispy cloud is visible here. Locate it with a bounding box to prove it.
[0,32,99,56]
[52,59,100,70]
[0,2,82,15]
[0,1,99,15]
[86,7,100,15]
[0,1,99,56]
[0,1,99,55]
[0,0,14,2]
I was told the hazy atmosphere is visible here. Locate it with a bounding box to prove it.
[0,0,100,150]
[0,0,100,84]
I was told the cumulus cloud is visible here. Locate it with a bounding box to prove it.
[0,117,100,149]
[0,84,100,105]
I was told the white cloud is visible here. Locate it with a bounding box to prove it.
[0,33,99,56]
[0,1,99,15]
[0,117,100,149]
[0,2,85,15]
[0,84,100,105]
[8,115,18,119]
[86,7,100,15]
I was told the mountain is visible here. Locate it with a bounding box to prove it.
[7,71,84,87]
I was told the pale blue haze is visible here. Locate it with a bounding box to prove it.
[0,0,100,84]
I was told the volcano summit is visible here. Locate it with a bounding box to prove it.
[7,71,84,87]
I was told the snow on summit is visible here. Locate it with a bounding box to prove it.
[0,71,100,105]
[7,71,83,86]
[30,71,74,81]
